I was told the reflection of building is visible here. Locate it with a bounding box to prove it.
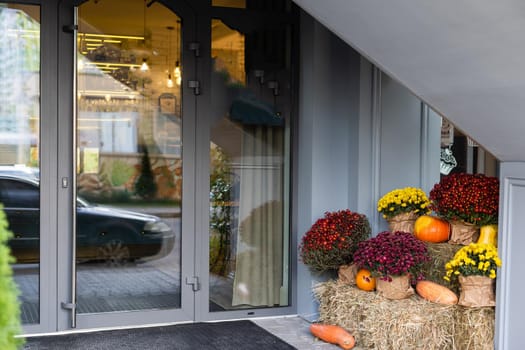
[0,7,39,165]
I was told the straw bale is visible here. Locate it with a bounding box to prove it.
[314,280,494,350]
[454,306,495,350]
[422,242,463,294]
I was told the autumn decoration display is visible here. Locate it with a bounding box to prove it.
[299,210,371,272]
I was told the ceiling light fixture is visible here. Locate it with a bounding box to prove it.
[174,20,181,85]
[166,26,174,88]
[140,58,149,71]
[140,0,149,71]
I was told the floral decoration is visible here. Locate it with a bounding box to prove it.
[377,187,430,219]
[299,210,371,272]
[444,243,502,283]
[429,173,499,226]
[352,231,431,281]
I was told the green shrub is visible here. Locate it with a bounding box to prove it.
[0,205,24,349]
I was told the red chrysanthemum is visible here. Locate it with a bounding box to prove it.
[429,173,499,226]
[299,210,371,272]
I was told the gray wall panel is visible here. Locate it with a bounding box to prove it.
[296,12,442,320]
[496,162,525,349]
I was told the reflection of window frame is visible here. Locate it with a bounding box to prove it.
[159,93,177,116]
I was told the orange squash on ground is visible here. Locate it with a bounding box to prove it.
[310,323,355,350]
[414,215,450,243]
[416,280,458,305]
[355,268,376,291]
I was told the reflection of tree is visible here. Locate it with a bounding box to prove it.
[209,146,235,276]
[134,146,157,199]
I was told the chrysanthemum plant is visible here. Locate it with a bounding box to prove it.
[444,243,502,283]
[353,231,431,282]
[429,173,499,226]
[299,210,371,272]
[377,187,430,219]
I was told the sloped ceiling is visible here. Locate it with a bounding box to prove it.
[294,0,525,161]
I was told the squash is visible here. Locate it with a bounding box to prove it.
[355,268,376,291]
[477,224,498,246]
[414,215,450,243]
[310,323,355,349]
[415,280,458,305]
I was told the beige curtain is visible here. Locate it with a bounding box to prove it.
[232,126,284,307]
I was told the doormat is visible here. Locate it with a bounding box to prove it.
[22,320,297,350]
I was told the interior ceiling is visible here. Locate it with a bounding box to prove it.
[294,0,525,162]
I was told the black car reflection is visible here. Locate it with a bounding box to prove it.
[0,174,175,264]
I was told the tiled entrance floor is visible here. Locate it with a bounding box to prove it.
[253,316,341,350]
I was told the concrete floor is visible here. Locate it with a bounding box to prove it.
[253,316,342,350]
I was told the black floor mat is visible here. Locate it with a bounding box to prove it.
[22,320,297,350]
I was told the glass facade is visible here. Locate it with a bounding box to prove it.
[75,0,182,314]
[0,3,41,325]
[209,19,289,311]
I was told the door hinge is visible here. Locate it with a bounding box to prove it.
[185,276,200,292]
[188,80,201,95]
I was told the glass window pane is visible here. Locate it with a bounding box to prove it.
[209,19,289,311]
[76,0,182,314]
[0,3,41,325]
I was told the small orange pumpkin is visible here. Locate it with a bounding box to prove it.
[414,215,450,243]
[355,268,376,291]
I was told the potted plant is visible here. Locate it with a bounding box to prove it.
[444,243,501,307]
[429,173,499,245]
[353,231,431,299]
[299,210,370,273]
[377,187,431,233]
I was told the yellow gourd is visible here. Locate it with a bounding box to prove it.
[477,224,498,246]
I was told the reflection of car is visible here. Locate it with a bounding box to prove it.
[0,164,39,180]
[0,174,175,264]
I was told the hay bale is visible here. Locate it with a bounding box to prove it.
[314,281,494,350]
[454,306,495,350]
[422,242,463,293]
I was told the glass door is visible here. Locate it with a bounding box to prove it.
[65,0,197,329]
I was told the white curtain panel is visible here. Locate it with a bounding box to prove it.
[232,126,284,307]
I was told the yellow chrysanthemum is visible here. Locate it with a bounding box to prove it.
[377,187,431,218]
[444,242,502,282]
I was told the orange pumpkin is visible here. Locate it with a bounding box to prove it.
[414,215,450,243]
[310,324,356,350]
[355,268,376,291]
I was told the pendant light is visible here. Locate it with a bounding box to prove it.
[174,20,181,85]
[140,0,149,71]
[166,26,174,88]
[140,58,149,71]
